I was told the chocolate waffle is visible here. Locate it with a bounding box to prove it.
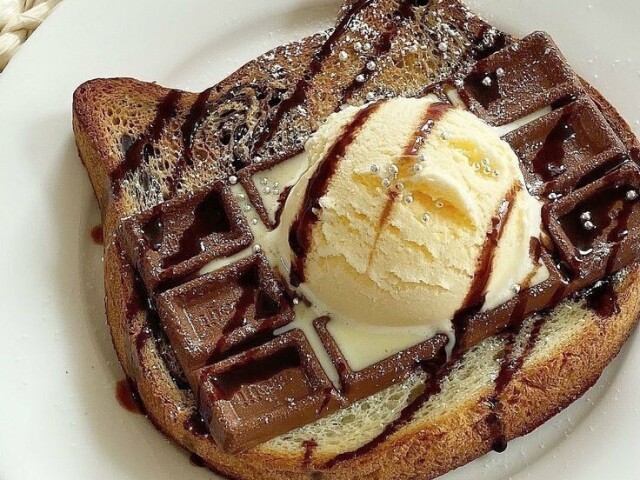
[72,1,640,479]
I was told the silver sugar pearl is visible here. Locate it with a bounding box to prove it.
[441,131,449,140]
[580,212,592,221]
[366,61,377,71]
[396,182,405,191]
[366,92,376,101]
[389,164,399,175]
[236,193,246,200]
[496,67,506,78]
[363,42,372,52]
[260,177,268,185]
[422,213,431,222]
[370,164,380,173]
[252,244,262,253]
[382,178,392,188]
[404,194,414,204]
[228,175,238,185]
[626,190,638,201]
[356,74,366,83]
[418,152,428,162]
[243,204,252,212]
[454,78,464,88]
[338,50,349,61]
[354,41,363,52]
[252,218,259,225]
[292,297,300,305]
[263,186,271,194]
[273,188,280,195]
[412,164,422,173]
[438,42,448,52]
[583,220,596,231]
[273,181,279,188]
[482,76,492,87]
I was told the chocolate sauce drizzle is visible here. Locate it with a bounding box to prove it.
[164,87,216,195]
[253,0,417,155]
[302,439,319,467]
[531,109,576,182]
[115,378,145,414]
[324,359,450,468]
[111,90,182,194]
[584,279,620,318]
[341,1,414,103]
[252,0,376,155]
[453,186,519,342]
[288,102,382,285]
[90,224,104,245]
[486,317,545,452]
[366,102,450,271]
[162,189,232,268]
[405,102,450,156]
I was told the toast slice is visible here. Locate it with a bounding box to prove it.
[73,0,640,478]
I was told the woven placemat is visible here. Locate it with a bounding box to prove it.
[0,0,62,72]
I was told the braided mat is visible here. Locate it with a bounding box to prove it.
[0,0,61,71]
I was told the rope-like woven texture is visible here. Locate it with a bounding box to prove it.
[0,0,62,71]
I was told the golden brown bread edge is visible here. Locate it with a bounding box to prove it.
[72,9,640,480]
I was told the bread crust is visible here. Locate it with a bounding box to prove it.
[71,5,640,479]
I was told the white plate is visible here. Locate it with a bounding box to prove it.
[0,0,638,479]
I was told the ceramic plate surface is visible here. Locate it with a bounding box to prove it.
[0,0,638,478]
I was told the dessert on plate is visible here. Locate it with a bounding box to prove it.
[72,0,640,478]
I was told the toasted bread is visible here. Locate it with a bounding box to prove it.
[72,0,640,478]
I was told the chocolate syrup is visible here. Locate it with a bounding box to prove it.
[531,110,576,182]
[404,102,450,155]
[550,94,578,111]
[211,347,301,400]
[274,185,293,227]
[111,90,182,194]
[472,27,508,61]
[184,411,210,437]
[182,87,215,166]
[366,102,450,269]
[115,378,144,414]
[487,316,546,452]
[464,70,500,106]
[575,155,628,191]
[142,208,164,251]
[160,88,216,196]
[189,453,207,468]
[559,182,637,258]
[127,271,151,320]
[252,0,376,154]
[324,358,449,467]
[584,279,619,318]
[341,1,414,102]
[453,187,518,341]
[162,190,232,267]
[223,265,260,335]
[302,439,318,467]
[288,102,382,285]
[90,224,104,245]
[253,0,416,154]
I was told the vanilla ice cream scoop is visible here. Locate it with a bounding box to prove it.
[273,97,548,338]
